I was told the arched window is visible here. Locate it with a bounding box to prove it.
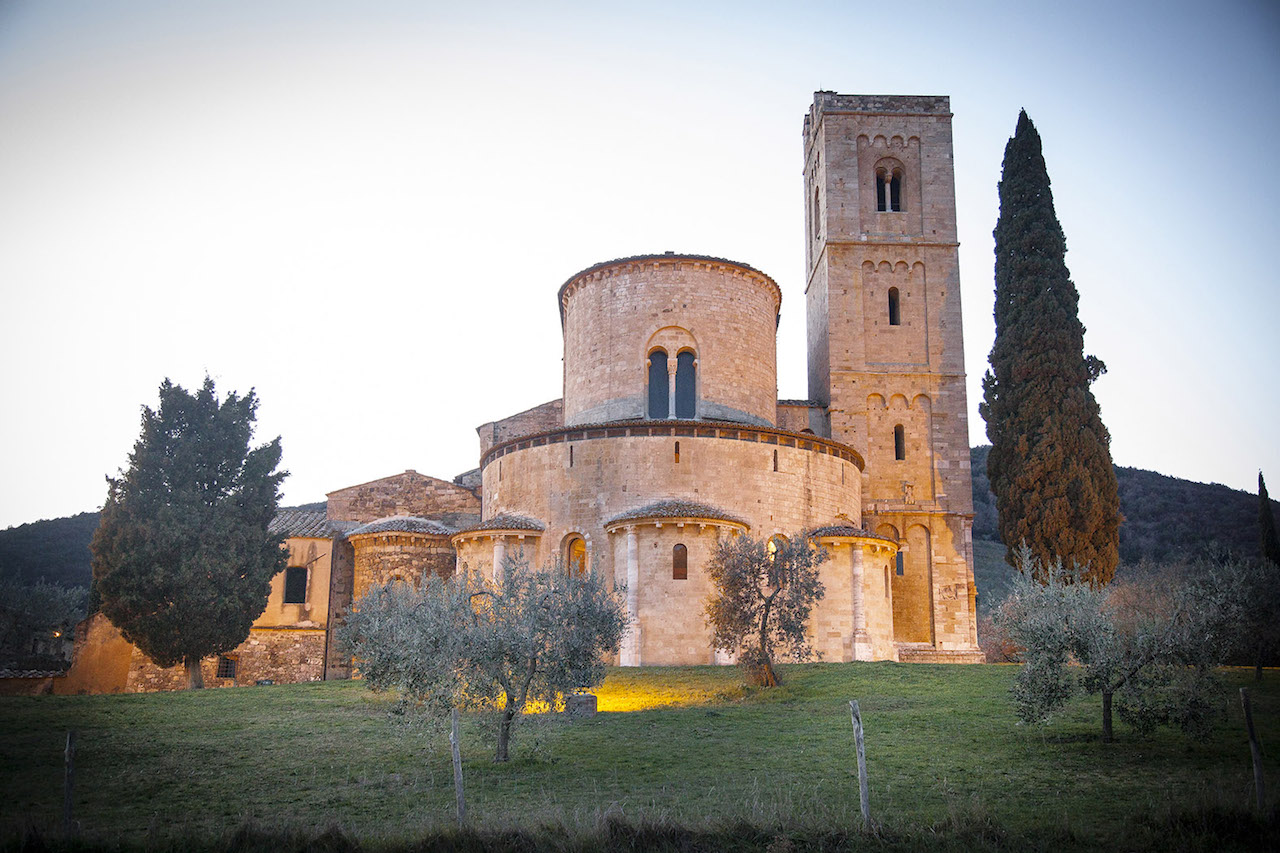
[648,349,669,419]
[674,350,696,418]
[566,536,587,577]
[673,544,688,580]
[283,566,307,604]
[888,287,901,326]
[894,424,906,460]
[877,169,903,212]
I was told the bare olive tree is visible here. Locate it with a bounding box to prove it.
[344,556,626,762]
[704,533,827,687]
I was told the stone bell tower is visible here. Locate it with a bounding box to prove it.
[803,92,981,660]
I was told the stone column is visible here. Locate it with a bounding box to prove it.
[667,363,678,419]
[492,539,506,584]
[620,528,641,666]
[852,545,872,661]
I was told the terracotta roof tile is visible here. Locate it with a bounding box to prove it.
[606,499,746,527]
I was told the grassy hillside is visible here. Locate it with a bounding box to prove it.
[2,665,1276,850]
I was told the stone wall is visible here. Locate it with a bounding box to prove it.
[327,470,481,526]
[560,256,781,427]
[121,627,327,692]
[349,532,455,601]
[477,399,564,457]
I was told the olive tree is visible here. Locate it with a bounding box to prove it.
[997,547,1238,742]
[344,557,626,762]
[704,533,827,687]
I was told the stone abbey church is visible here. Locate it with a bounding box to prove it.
[64,92,983,693]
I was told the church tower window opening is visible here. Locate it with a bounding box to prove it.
[672,543,688,580]
[876,169,903,212]
[674,350,696,418]
[888,287,901,326]
[894,424,906,460]
[674,441,680,463]
[648,349,669,419]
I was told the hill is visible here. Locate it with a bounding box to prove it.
[971,445,1275,564]
[0,502,327,588]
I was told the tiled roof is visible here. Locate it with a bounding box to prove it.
[809,525,897,544]
[269,510,339,539]
[606,499,746,527]
[458,513,546,533]
[777,399,825,408]
[347,516,456,537]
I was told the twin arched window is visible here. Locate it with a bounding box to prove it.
[648,348,697,419]
[876,169,902,212]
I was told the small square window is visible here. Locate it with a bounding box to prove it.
[216,655,237,679]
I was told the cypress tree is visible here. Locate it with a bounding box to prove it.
[980,111,1120,585]
[90,377,287,688]
[1261,472,1280,567]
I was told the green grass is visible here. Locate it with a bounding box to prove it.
[1,664,1277,850]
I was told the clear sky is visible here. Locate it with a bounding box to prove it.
[1,0,1277,530]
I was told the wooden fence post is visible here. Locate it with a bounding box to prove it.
[450,708,467,827]
[1241,688,1266,813]
[849,700,870,827]
[63,730,76,837]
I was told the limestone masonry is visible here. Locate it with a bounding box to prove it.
[61,91,982,693]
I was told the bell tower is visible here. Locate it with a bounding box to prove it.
[803,92,981,660]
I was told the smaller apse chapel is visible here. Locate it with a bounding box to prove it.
[60,92,982,694]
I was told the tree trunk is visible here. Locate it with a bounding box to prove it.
[186,658,204,690]
[1101,690,1113,743]
[755,594,780,687]
[495,707,514,762]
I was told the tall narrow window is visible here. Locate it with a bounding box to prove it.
[567,537,587,577]
[894,424,906,460]
[672,544,688,580]
[674,351,696,418]
[648,349,669,419]
[283,566,307,604]
[895,552,905,576]
[884,566,890,597]
[890,173,902,211]
[877,172,887,211]
[812,187,821,239]
[888,287,901,325]
[674,441,680,463]
[772,449,779,472]
[569,445,574,467]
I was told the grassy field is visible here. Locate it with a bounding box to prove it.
[1,663,1277,850]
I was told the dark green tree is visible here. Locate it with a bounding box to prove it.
[1261,472,1280,567]
[1243,472,1280,680]
[980,110,1120,585]
[90,377,286,688]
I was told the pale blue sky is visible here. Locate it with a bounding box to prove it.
[1,0,1277,529]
